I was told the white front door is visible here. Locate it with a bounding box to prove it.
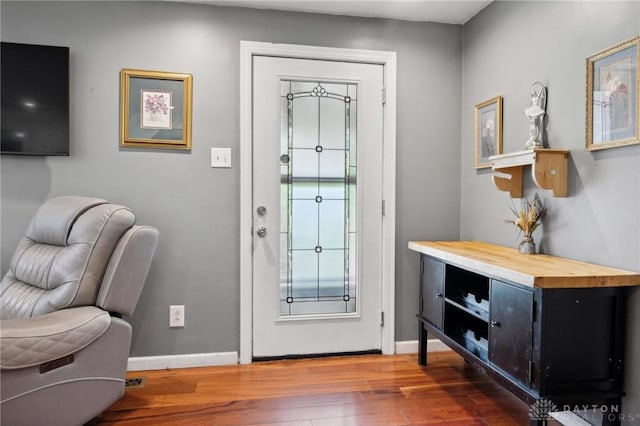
[252,56,385,358]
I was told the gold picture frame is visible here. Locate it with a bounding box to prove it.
[474,96,503,169]
[120,69,192,149]
[586,36,639,151]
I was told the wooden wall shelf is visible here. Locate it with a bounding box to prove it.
[489,149,569,198]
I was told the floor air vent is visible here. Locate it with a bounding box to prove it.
[125,377,146,388]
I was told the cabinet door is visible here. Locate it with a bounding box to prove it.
[420,255,444,329]
[489,280,533,386]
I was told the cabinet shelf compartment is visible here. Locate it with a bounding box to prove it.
[444,307,488,362]
[444,265,490,321]
[445,298,489,322]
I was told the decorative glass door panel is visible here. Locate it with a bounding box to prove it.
[280,80,358,318]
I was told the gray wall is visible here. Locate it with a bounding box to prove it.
[0,1,462,353]
[461,1,640,418]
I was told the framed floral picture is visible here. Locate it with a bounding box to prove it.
[120,69,192,149]
[586,36,639,151]
[474,96,503,169]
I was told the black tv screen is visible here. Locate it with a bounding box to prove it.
[1,42,70,156]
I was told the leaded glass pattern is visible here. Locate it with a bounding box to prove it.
[280,80,357,317]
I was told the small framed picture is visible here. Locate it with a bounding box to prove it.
[140,90,172,130]
[586,36,639,151]
[474,96,503,169]
[120,69,192,149]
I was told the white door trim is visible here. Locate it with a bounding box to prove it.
[239,41,396,364]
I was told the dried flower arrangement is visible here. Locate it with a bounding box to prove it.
[505,193,546,238]
[506,194,546,254]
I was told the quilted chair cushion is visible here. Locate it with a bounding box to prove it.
[0,307,110,369]
[0,196,136,319]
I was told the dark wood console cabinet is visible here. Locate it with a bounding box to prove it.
[409,241,640,426]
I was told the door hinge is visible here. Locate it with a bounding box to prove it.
[382,200,386,217]
[380,311,384,327]
[382,87,386,105]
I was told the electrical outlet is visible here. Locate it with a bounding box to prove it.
[169,305,185,327]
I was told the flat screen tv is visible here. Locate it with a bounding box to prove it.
[1,42,70,156]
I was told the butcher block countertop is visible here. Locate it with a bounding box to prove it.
[408,241,640,289]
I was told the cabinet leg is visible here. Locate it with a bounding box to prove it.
[418,322,427,366]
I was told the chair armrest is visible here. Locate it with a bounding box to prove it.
[0,307,110,370]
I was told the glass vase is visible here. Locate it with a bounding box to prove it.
[519,236,536,254]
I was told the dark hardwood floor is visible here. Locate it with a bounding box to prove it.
[91,352,530,425]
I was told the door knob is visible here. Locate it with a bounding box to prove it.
[256,226,267,238]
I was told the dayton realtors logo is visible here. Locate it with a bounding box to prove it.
[529,399,640,423]
[528,398,558,421]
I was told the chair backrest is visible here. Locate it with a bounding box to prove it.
[0,196,142,319]
[96,225,158,317]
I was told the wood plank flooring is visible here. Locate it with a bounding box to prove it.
[91,352,530,425]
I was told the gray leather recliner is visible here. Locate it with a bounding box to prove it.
[0,196,159,426]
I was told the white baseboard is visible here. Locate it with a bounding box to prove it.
[128,342,449,371]
[394,339,451,354]
[127,351,238,371]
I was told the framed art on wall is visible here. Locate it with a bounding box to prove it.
[120,69,193,149]
[586,36,639,151]
[474,96,503,169]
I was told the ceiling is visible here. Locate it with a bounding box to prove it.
[169,0,493,25]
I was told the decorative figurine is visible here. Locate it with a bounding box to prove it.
[524,82,547,149]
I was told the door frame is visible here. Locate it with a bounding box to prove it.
[239,41,397,364]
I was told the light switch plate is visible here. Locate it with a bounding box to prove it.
[169,305,185,328]
[211,148,231,168]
